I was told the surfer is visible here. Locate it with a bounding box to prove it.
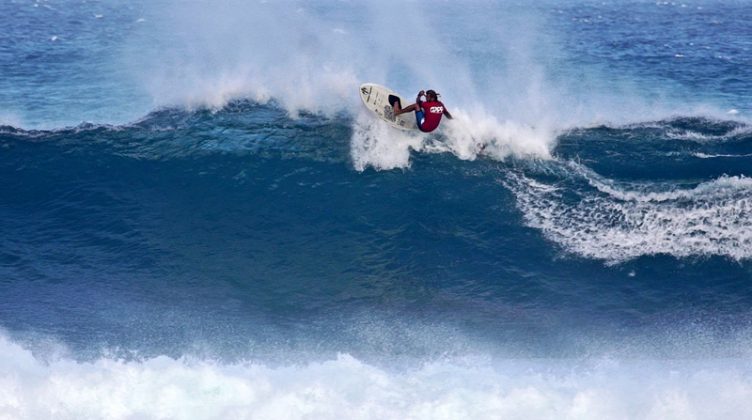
[390,89,452,133]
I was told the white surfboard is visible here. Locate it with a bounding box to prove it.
[359,83,417,131]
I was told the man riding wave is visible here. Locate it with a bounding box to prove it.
[389,89,452,133]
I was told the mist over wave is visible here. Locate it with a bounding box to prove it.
[112,0,752,176]
[124,0,745,168]
[124,1,573,166]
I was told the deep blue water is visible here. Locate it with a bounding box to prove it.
[2,1,752,418]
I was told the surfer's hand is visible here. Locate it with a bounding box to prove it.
[418,90,425,96]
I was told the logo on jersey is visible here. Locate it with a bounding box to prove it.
[429,106,444,114]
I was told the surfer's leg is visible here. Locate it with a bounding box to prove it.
[388,95,401,108]
[415,110,425,129]
[395,103,417,117]
[389,95,402,116]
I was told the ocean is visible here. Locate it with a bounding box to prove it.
[2,0,752,418]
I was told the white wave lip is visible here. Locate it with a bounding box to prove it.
[2,335,752,420]
[507,165,752,263]
[693,152,752,159]
[350,108,555,171]
[665,125,752,142]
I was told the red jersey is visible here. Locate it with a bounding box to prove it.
[418,101,446,132]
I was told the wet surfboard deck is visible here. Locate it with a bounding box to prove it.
[359,83,417,131]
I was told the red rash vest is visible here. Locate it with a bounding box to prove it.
[419,101,446,133]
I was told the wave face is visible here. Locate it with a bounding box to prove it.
[2,1,752,418]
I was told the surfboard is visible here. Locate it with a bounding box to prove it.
[359,83,417,131]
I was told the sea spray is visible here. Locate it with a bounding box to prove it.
[350,108,556,171]
[3,333,752,420]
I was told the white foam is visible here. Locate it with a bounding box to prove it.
[665,125,752,142]
[506,164,752,263]
[350,108,556,171]
[578,165,752,203]
[693,152,752,159]
[442,109,555,161]
[2,334,752,420]
[350,112,423,171]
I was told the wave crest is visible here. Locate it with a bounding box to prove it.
[506,163,752,263]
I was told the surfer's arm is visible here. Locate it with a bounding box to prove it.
[443,108,453,119]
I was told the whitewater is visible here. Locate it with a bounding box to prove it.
[2,1,752,419]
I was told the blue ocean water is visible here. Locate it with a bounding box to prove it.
[2,0,752,418]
